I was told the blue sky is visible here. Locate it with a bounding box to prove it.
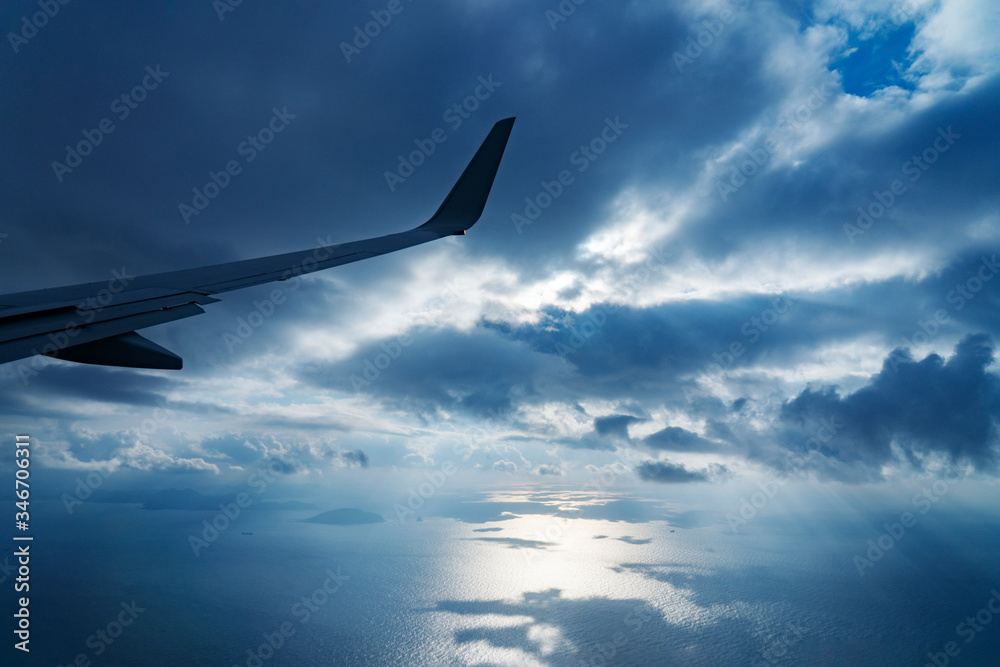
[2,0,1000,505]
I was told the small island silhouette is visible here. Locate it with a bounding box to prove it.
[304,508,385,525]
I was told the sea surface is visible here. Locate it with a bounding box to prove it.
[7,490,1000,666]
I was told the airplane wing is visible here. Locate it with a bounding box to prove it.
[0,117,515,371]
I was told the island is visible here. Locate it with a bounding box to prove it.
[304,508,385,525]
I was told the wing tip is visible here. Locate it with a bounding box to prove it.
[418,117,516,236]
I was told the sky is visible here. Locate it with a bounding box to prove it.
[4,1,1000,665]
[2,0,1000,530]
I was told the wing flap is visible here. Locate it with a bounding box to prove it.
[0,287,186,318]
[0,292,219,343]
[0,302,206,365]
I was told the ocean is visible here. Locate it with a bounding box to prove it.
[8,487,1000,666]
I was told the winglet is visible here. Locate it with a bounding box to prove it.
[418,117,515,236]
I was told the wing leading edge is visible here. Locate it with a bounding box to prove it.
[0,117,515,370]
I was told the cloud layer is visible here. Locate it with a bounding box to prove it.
[2,0,999,493]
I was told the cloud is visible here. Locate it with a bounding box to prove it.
[2,0,998,496]
[298,327,563,419]
[777,333,1000,474]
[115,442,219,474]
[0,364,176,410]
[635,460,723,484]
[492,460,518,473]
[402,451,435,468]
[643,426,720,453]
[342,449,370,468]
[594,414,643,440]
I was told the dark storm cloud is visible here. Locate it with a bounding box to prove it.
[3,0,999,491]
[693,82,996,250]
[506,263,1000,410]
[0,0,992,289]
[0,0,825,298]
[643,426,720,453]
[297,327,563,419]
[0,1,693,286]
[165,278,347,374]
[594,414,643,439]
[342,449,369,468]
[504,303,773,400]
[498,297,827,402]
[294,262,1000,477]
[635,460,718,484]
[778,334,1000,472]
[0,364,176,407]
[264,456,305,475]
